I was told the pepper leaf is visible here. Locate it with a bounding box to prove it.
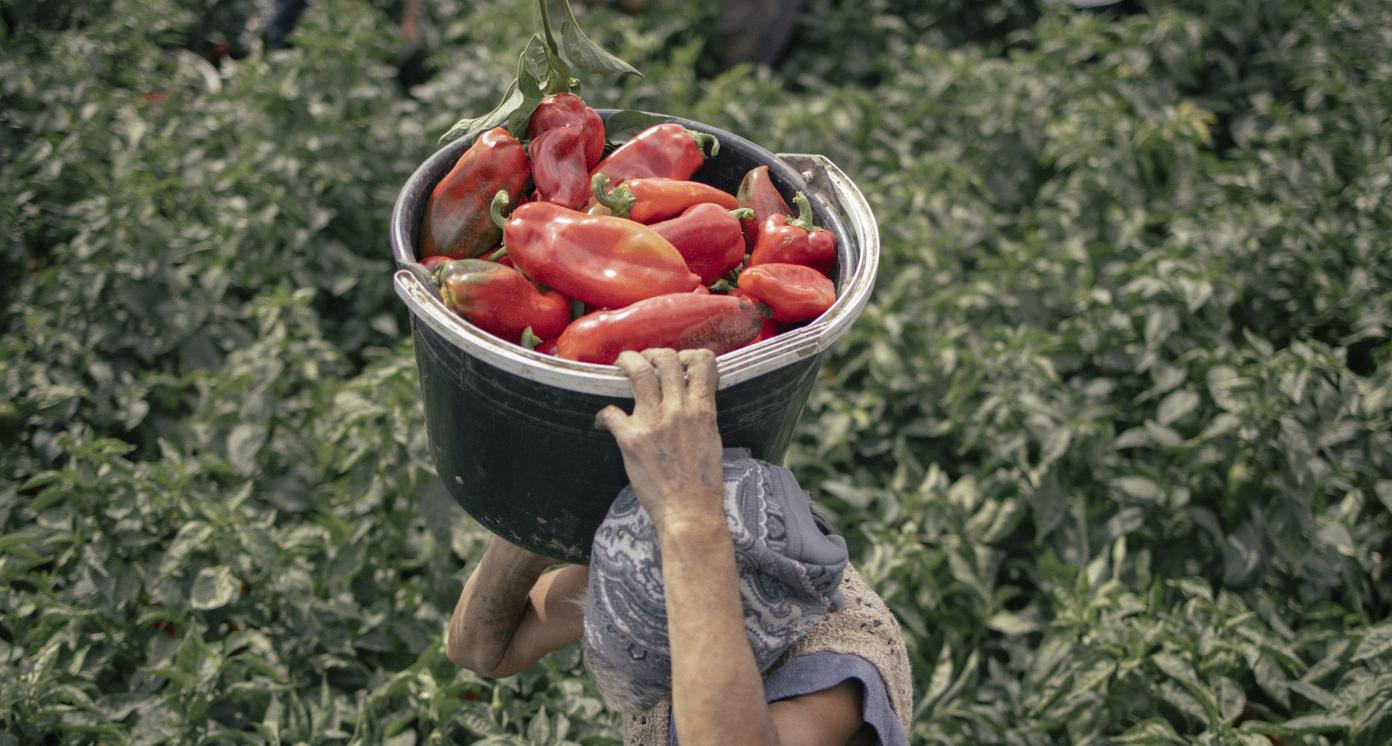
[439,81,523,145]
[440,36,549,145]
[505,68,546,139]
[189,565,240,611]
[550,0,639,76]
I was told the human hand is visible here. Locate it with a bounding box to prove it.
[594,349,724,534]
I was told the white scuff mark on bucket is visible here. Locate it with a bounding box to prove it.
[544,537,583,558]
[454,475,464,485]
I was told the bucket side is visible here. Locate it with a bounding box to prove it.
[413,314,823,563]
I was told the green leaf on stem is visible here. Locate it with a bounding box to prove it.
[440,36,550,144]
[549,0,639,76]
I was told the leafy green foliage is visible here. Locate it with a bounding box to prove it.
[2,0,1390,743]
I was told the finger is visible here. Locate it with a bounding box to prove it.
[644,349,685,414]
[594,405,632,438]
[615,351,660,416]
[679,348,718,408]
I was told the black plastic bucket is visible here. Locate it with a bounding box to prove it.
[390,112,878,562]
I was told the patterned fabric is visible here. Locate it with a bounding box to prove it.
[620,565,915,746]
[583,450,849,714]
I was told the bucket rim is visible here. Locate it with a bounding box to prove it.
[390,112,878,398]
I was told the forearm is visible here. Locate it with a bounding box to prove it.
[660,515,780,746]
[446,538,551,674]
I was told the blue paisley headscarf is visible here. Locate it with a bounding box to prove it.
[582,449,848,713]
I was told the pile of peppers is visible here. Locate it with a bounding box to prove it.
[419,94,839,365]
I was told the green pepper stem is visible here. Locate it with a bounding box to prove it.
[789,192,818,232]
[439,285,452,308]
[521,326,543,350]
[591,173,634,217]
[686,130,720,158]
[487,246,508,262]
[709,279,736,293]
[730,208,754,220]
[490,190,512,231]
[536,0,558,54]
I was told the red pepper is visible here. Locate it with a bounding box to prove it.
[591,175,740,224]
[436,259,570,342]
[736,263,835,323]
[590,123,719,184]
[501,199,701,308]
[649,204,751,285]
[556,293,767,365]
[528,93,606,169]
[420,254,452,270]
[737,165,793,252]
[748,192,837,277]
[727,288,779,349]
[530,125,590,210]
[421,128,531,259]
[754,318,779,342]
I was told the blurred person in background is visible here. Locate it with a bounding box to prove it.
[446,349,913,746]
[716,0,804,69]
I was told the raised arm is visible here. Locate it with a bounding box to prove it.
[445,536,587,678]
[595,349,865,746]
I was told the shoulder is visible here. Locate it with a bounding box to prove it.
[773,565,914,738]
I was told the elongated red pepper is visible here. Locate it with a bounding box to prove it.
[556,293,767,364]
[437,259,571,342]
[737,263,835,323]
[528,93,606,169]
[421,128,531,259]
[590,123,719,184]
[737,165,792,252]
[530,125,590,210]
[748,192,837,277]
[592,175,740,224]
[502,199,700,308]
[649,204,751,285]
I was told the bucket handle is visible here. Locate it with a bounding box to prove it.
[712,153,880,378]
[775,153,877,282]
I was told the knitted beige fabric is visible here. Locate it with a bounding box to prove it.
[619,564,913,745]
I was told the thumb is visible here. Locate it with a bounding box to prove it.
[594,405,631,435]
